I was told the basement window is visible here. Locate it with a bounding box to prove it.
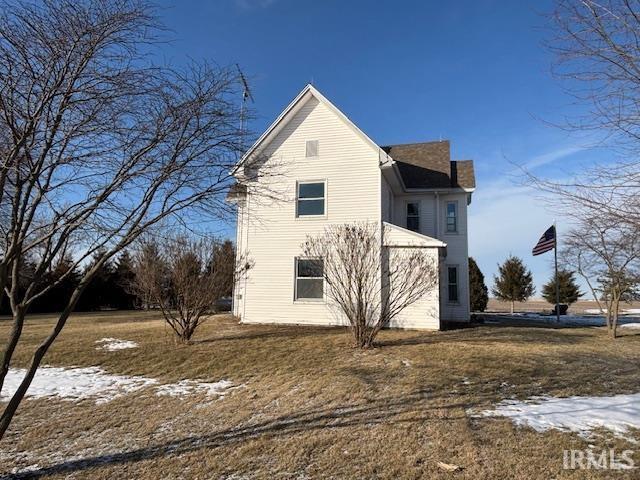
[295,258,324,300]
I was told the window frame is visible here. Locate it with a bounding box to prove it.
[447,265,459,304]
[406,201,420,232]
[305,139,319,158]
[445,201,458,234]
[294,257,324,302]
[295,180,327,218]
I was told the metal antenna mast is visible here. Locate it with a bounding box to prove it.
[236,64,254,150]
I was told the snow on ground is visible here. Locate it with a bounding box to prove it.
[155,379,235,398]
[495,312,640,328]
[620,323,640,329]
[584,308,640,315]
[95,337,138,351]
[1,366,157,404]
[475,393,640,441]
[1,366,235,404]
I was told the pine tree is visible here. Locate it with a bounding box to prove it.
[492,255,535,314]
[78,251,116,311]
[542,269,583,307]
[32,256,81,313]
[469,257,488,312]
[113,250,137,310]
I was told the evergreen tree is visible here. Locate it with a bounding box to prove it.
[492,255,535,314]
[32,256,81,313]
[113,250,137,310]
[469,257,488,312]
[78,251,116,311]
[542,269,583,307]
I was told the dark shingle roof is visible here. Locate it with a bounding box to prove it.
[382,140,475,189]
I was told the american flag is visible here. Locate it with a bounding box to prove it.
[532,225,556,256]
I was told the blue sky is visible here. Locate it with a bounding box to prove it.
[156,0,607,296]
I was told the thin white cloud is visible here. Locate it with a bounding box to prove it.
[235,0,277,10]
[519,145,587,172]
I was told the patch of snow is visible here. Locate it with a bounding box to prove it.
[584,308,605,314]
[1,366,237,404]
[155,379,235,398]
[95,337,138,351]
[401,359,411,367]
[1,366,157,404]
[620,323,640,329]
[475,392,640,441]
[624,309,640,315]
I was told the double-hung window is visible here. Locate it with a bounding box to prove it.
[297,181,325,216]
[448,266,459,303]
[446,202,458,233]
[406,202,420,232]
[295,258,324,300]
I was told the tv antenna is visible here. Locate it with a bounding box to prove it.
[236,64,254,145]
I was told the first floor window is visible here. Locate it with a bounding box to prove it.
[407,202,420,232]
[295,258,324,300]
[448,266,459,303]
[297,181,325,216]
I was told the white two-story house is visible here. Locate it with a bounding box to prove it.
[228,85,475,329]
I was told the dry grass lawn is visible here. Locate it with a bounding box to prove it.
[1,311,640,479]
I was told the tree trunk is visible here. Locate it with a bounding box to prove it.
[510,300,514,315]
[0,307,26,395]
[0,288,83,440]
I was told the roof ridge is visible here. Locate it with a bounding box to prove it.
[382,139,450,148]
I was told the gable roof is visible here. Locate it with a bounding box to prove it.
[239,84,389,164]
[382,141,475,190]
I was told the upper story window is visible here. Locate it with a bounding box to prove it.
[448,266,459,303]
[295,258,324,300]
[446,201,458,233]
[305,140,319,158]
[406,202,420,232]
[297,181,325,216]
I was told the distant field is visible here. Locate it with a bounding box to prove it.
[487,298,640,314]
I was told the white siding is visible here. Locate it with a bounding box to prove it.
[238,96,381,326]
[389,191,471,322]
[386,247,440,329]
[439,193,471,322]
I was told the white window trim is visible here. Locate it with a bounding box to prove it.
[406,200,420,232]
[293,257,325,303]
[295,180,327,219]
[447,264,460,305]
[445,200,458,234]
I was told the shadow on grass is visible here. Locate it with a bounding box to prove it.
[193,324,348,344]
[377,327,595,348]
[2,390,490,479]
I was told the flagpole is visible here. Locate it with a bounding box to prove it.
[554,221,560,323]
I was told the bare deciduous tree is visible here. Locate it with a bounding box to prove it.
[529,1,640,227]
[0,0,271,439]
[132,236,249,342]
[301,223,439,349]
[562,218,640,337]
